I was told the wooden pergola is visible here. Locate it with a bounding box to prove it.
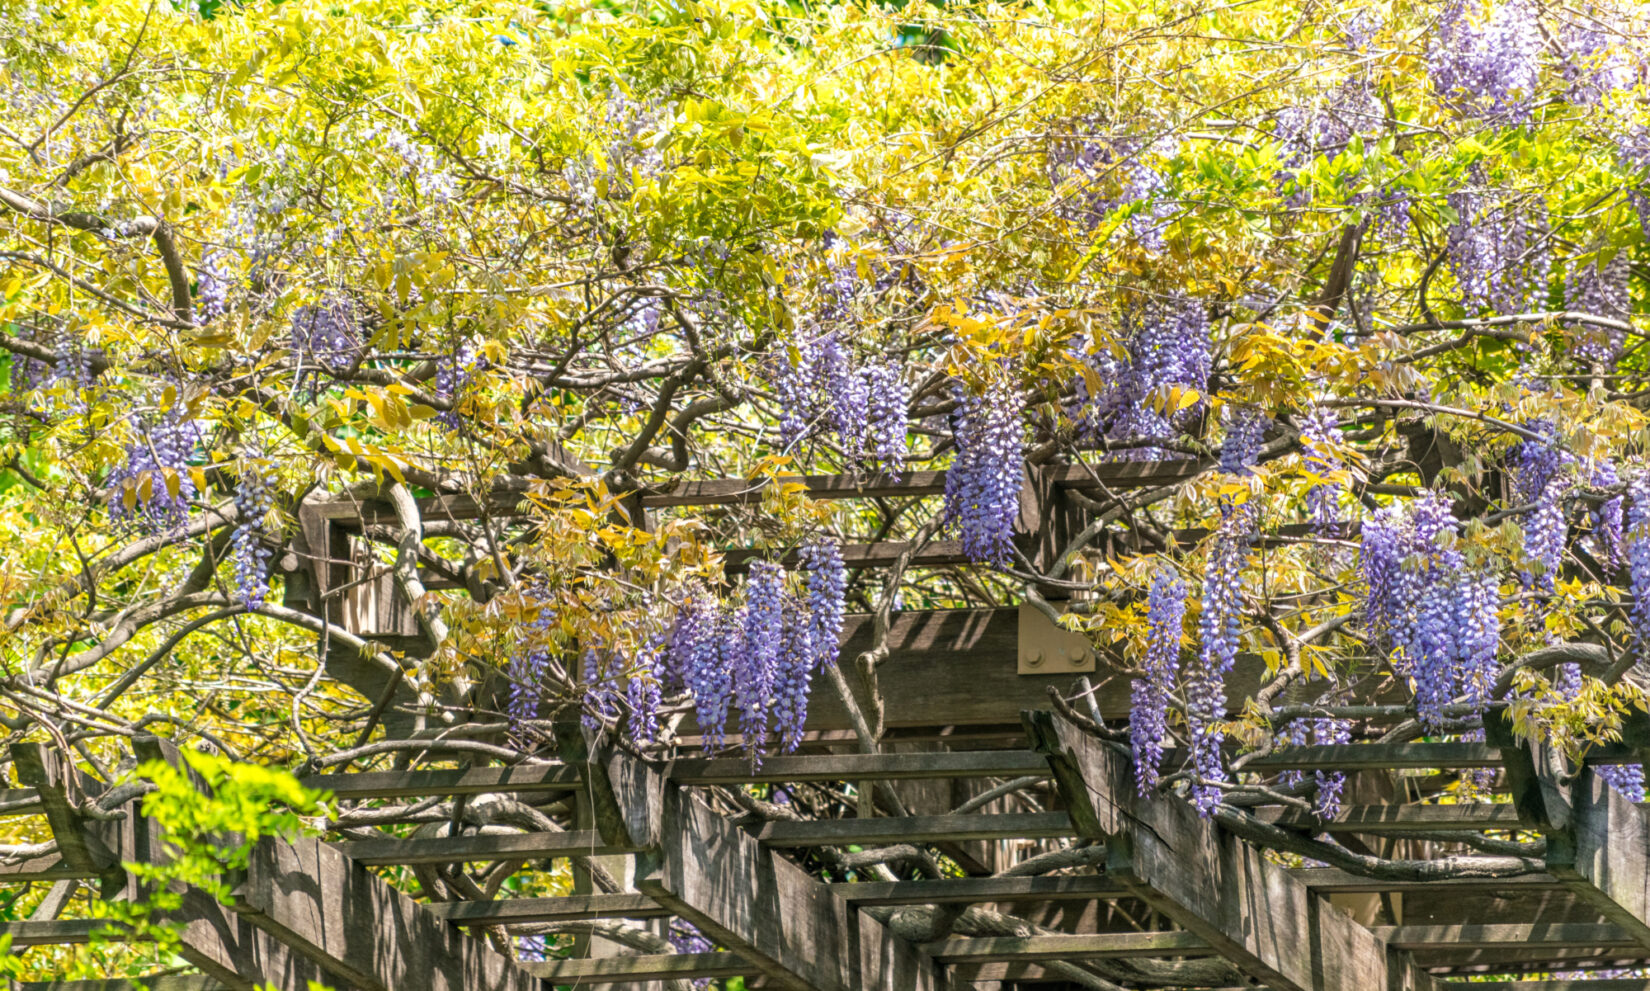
[5,460,1648,990]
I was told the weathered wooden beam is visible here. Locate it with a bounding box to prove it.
[830,875,1125,907]
[1023,709,1438,991]
[1235,741,1502,771]
[334,828,636,865]
[1374,922,1641,950]
[754,812,1075,848]
[0,787,41,816]
[235,832,539,991]
[631,767,948,991]
[0,854,88,882]
[924,931,1213,963]
[298,763,580,800]
[11,980,227,991]
[669,749,1049,785]
[427,892,669,924]
[1290,866,1565,894]
[523,951,754,982]
[8,745,122,895]
[1256,802,1531,833]
[641,470,948,508]
[1,918,124,947]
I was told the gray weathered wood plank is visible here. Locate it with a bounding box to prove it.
[755,812,1075,847]
[1023,710,1437,991]
[1374,922,1640,949]
[630,763,947,991]
[924,931,1212,963]
[669,750,1049,785]
[427,893,669,924]
[830,875,1125,906]
[1255,802,1531,833]
[334,828,635,865]
[298,763,579,800]
[522,951,753,981]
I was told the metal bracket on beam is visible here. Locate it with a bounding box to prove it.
[1017,603,1095,676]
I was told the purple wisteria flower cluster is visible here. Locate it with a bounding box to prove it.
[1428,0,1544,121]
[107,405,202,534]
[944,379,1026,566]
[770,331,909,466]
[1359,493,1502,730]
[1444,183,1551,316]
[1071,292,1211,459]
[1564,252,1631,364]
[1130,568,1185,795]
[230,469,276,606]
[1300,407,1343,534]
[1048,132,1177,251]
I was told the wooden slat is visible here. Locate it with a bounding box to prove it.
[428,893,668,924]
[725,540,970,572]
[10,744,119,881]
[1374,922,1641,950]
[12,980,228,991]
[1429,983,1650,991]
[1551,768,1650,952]
[1237,742,1502,771]
[0,787,42,816]
[523,951,753,981]
[670,749,1048,785]
[334,829,636,866]
[1256,803,1531,833]
[299,764,579,800]
[925,931,1211,963]
[0,854,90,882]
[1024,710,1438,991]
[631,763,945,991]
[830,875,1125,907]
[1291,867,1565,894]
[755,812,1075,848]
[1,918,126,947]
[237,833,538,991]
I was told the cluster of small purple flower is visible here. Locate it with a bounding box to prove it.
[1274,77,1379,203]
[1445,183,1551,316]
[435,342,484,430]
[1625,475,1650,664]
[770,332,908,466]
[944,379,1025,566]
[1219,407,1269,476]
[289,296,362,384]
[1428,0,1544,121]
[625,637,664,743]
[508,587,556,727]
[1072,293,1211,458]
[668,920,715,990]
[1564,253,1631,364]
[665,540,849,754]
[1130,568,1185,795]
[196,250,232,324]
[1560,8,1639,104]
[1359,493,1503,729]
[1048,134,1176,251]
[1300,407,1343,534]
[1187,499,1257,815]
[1312,716,1352,819]
[107,405,201,534]
[229,470,276,606]
[581,649,622,732]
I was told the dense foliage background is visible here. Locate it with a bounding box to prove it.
[3,0,1649,979]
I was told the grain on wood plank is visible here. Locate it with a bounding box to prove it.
[0,854,91,882]
[630,764,945,991]
[299,763,580,800]
[1290,866,1564,894]
[924,931,1211,963]
[12,980,227,991]
[829,875,1125,907]
[1,918,127,947]
[523,951,754,981]
[641,471,948,508]
[755,812,1075,848]
[334,829,635,865]
[1023,710,1438,991]
[0,787,42,816]
[669,749,1049,785]
[1236,741,1502,771]
[1374,922,1641,950]
[428,893,669,924]
[1255,803,1531,833]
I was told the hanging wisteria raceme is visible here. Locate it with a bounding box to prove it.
[1313,715,1352,819]
[229,470,276,606]
[1218,406,1269,476]
[508,588,556,728]
[1523,474,1573,595]
[1299,407,1343,534]
[107,404,201,534]
[738,561,786,756]
[770,331,908,466]
[1073,292,1211,458]
[625,638,664,744]
[435,342,483,430]
[1048,133,1176,250]
[1187,497,1256,816]
[1445,183,1551,317]
[772,597,814,753]
[1512,419,1569,507]
[1626,476,1650,663]
[1454,569,1502,710]
[945,378,1026,566]
[669,921,716,991]
[668,591,734,752]
[581,649,621,732]
[196,250,231,324]
[1599,763,1647,803]
[1274,77,1379,206]
[1588,461,1625,575]
[1564,252,1631,364]
[799,537,846,671]
[1428,0,1543,121]
[289,295,362,387]
[1560,7,1639,104]
[1130,568,1185,795]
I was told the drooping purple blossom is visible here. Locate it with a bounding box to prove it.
[799,537,846,671]
[738,562,786,756]
[1187,499,1256,815]
[1073,293,1211,458]
[1300,407,1343,534]
[945,379,1025,566]
[229,470,276,606]
[107,404,201,534]
[1131,569,1185,795]
[625,638,664,744]
[1445,181,1551,317]
[1428,0,1544,121]
[1564,252,1630,364]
